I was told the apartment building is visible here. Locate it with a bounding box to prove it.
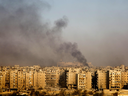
[121,71,128,89]
[0,71,5,89]
[33,71,37,89]
[77,72,91,90]
[86,72,92,89]
[22,70,26,89]
[77,73,86,90]
[26,71,34,89]
[45,67,60,87]
[17,70,24,90]
[34,70,45,89]
[10,70,18,89]
[38,70,45,88]
[96,70,108,89]
[66,68,80,89]
[5,70,10,89]
[59,68,66,87]
[109,69,121,90]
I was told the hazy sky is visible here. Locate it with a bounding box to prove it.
[0,0,128,67]
[43,0,128,66]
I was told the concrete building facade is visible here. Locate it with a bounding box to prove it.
[121,71,128,89]
[34,70,45,89]
[26,71,34,89]
[96,70,108,89]
[0,71,5,89]
[10,70,18,89]
[109,70,121,90]
[45,68,60,88]
[77,72,91,90]
[66,68,80,89]
[17,70,24,90]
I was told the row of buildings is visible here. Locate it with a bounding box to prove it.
[0,65,45,91]
[95,68,128,90]
[0,65,92,91]
[0,64,128,92]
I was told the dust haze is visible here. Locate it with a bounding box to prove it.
[0,0,88,66]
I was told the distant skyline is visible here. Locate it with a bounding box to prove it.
[43,0,128,66]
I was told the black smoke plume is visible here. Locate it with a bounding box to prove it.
[0,0,88,66]
[58,42,88,66]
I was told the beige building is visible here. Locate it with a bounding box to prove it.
[33,70,45,89]
[33,71,37,89]
[10,70,18,89]
[77,73,85,90]
[77,72,91,90]
[10,68,45,90]
[58,61,83,67]
[121,71,128,89]
[17,70,24,90]
[33,65,41,70]
[66,68,80,89]
[109,69,121,90]
[26,71,34,89]
[23,70,26,89]
[5,70,10,89]
[86,72,92,89]
[14,65,20,69]
[120,64,125,71]
[0,71,5,89]
[45,67,60,87]
[96,70,108,89]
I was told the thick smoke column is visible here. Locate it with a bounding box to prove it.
[0,0,88,66]
[58,42,88,66]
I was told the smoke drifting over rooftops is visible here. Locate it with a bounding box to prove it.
[0,0,88,66]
